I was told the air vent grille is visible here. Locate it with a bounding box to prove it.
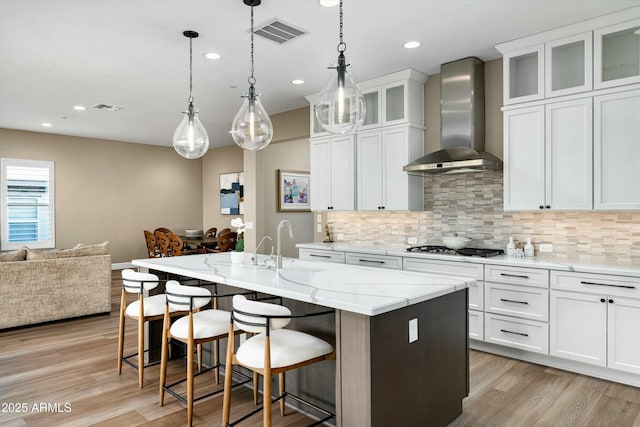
[253,19,306,44]
[92,103,123,112]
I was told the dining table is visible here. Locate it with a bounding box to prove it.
[179,235,218,250]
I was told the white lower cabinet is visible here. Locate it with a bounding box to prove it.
[550,271,640,375]
[298,248,345,263]
[483,265,550,354]
[485,313,549,354]
[469,310,484,341]
[345,252,402,270]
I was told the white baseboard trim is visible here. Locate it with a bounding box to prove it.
[470,339,640,388]
[112,262,134,270]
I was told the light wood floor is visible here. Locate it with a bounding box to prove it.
[1,271,639,427]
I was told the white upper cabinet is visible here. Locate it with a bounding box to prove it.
[594,89,640,210]
[503,45,545,105]
[504,98,593,211]
[360,87,381,130]
[545,32,593,98]
[309,135,355,211]
[503,106,545,210]
[594,19,640,90]
[357,126,424,211]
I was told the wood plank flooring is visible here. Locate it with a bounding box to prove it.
[1,270,639,426]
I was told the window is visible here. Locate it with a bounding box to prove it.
[1,158,55,250]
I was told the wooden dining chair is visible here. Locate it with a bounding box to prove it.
[155,230,172,257]
[167,230,204,256]
[205,231,237,253]
[144,230,160,258]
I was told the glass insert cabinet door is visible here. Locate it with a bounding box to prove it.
[545,32,593,98]
[594,18,640,89]
[361,88,380,128]
[503,45,545,104]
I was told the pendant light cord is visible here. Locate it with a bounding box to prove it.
[188,34,194,103]
[249,4,256,85]
[337,0,346,53]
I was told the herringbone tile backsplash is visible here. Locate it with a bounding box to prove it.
[326,171,640,264]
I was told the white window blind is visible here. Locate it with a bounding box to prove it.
[1,158,55,250]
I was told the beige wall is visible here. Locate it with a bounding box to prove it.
[0,129,202,264]
[202,145,244,233]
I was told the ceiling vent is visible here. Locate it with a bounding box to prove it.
[92,103,123,112]
[253,19,306,44]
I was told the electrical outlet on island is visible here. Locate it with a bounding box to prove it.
[539,243,554,253]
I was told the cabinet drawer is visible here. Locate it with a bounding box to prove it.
[298,249,345,264]
[469,310,484,341]
[485,313,549,354]
[345,252,402,270]
[551,271,640,299]
[485,264,549,288]
[403,257,484,280]
[485,282,549,321]
[469,281,484,311]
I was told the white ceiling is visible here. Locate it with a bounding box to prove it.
[2,0,640,150]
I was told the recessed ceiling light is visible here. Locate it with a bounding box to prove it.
[404,41,421,49]
[41,122,52,127]
[318,0,339,7]
[73,105,86,111]
[204,52,221,60]
[291,79,305,85]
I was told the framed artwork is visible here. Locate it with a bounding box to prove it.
[277,169,310,212]
[220,172,244,215]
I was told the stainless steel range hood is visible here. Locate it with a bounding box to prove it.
[404,57,502,174]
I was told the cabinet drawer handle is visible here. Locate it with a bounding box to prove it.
[580,281,636,290]
[500,273,530,279]
[500,298,529,305]
[309,254,331,258]
[500,329,529,337]
[358,259,385,264]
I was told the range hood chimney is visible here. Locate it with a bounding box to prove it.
[403,57,502,174]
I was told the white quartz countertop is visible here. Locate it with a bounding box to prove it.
[131,253,472,316]
[297,243,640,278]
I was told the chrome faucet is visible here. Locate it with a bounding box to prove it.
[276,220,293,269]
[252,236,273,265]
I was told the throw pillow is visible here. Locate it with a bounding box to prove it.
[26,241,111,260]
[0,247,27,262]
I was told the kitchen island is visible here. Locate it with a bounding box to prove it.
[132,252,473,427]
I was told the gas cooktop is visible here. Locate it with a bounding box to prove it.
[406,245,504,258]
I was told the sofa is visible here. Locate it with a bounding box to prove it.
[0,241,112,329]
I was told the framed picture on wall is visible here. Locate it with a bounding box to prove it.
[220,172,244,215]
[277,170,310,212]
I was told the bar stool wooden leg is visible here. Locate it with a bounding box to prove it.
[117,290,126,374]
[222,328,235,427]
[187,314,195,427]
[159,308,169,405]
[137,296,146,388]
[263,336,272,427]
[253,372,259,404]
[279,373,285,416]
[213,341,220,383]
[197,343,203,373]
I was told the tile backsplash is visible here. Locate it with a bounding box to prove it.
[326,171,640,264]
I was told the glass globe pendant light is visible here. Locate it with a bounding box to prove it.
[230,0,273,151]
[315,0,366,134]
[173,30,209,159]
